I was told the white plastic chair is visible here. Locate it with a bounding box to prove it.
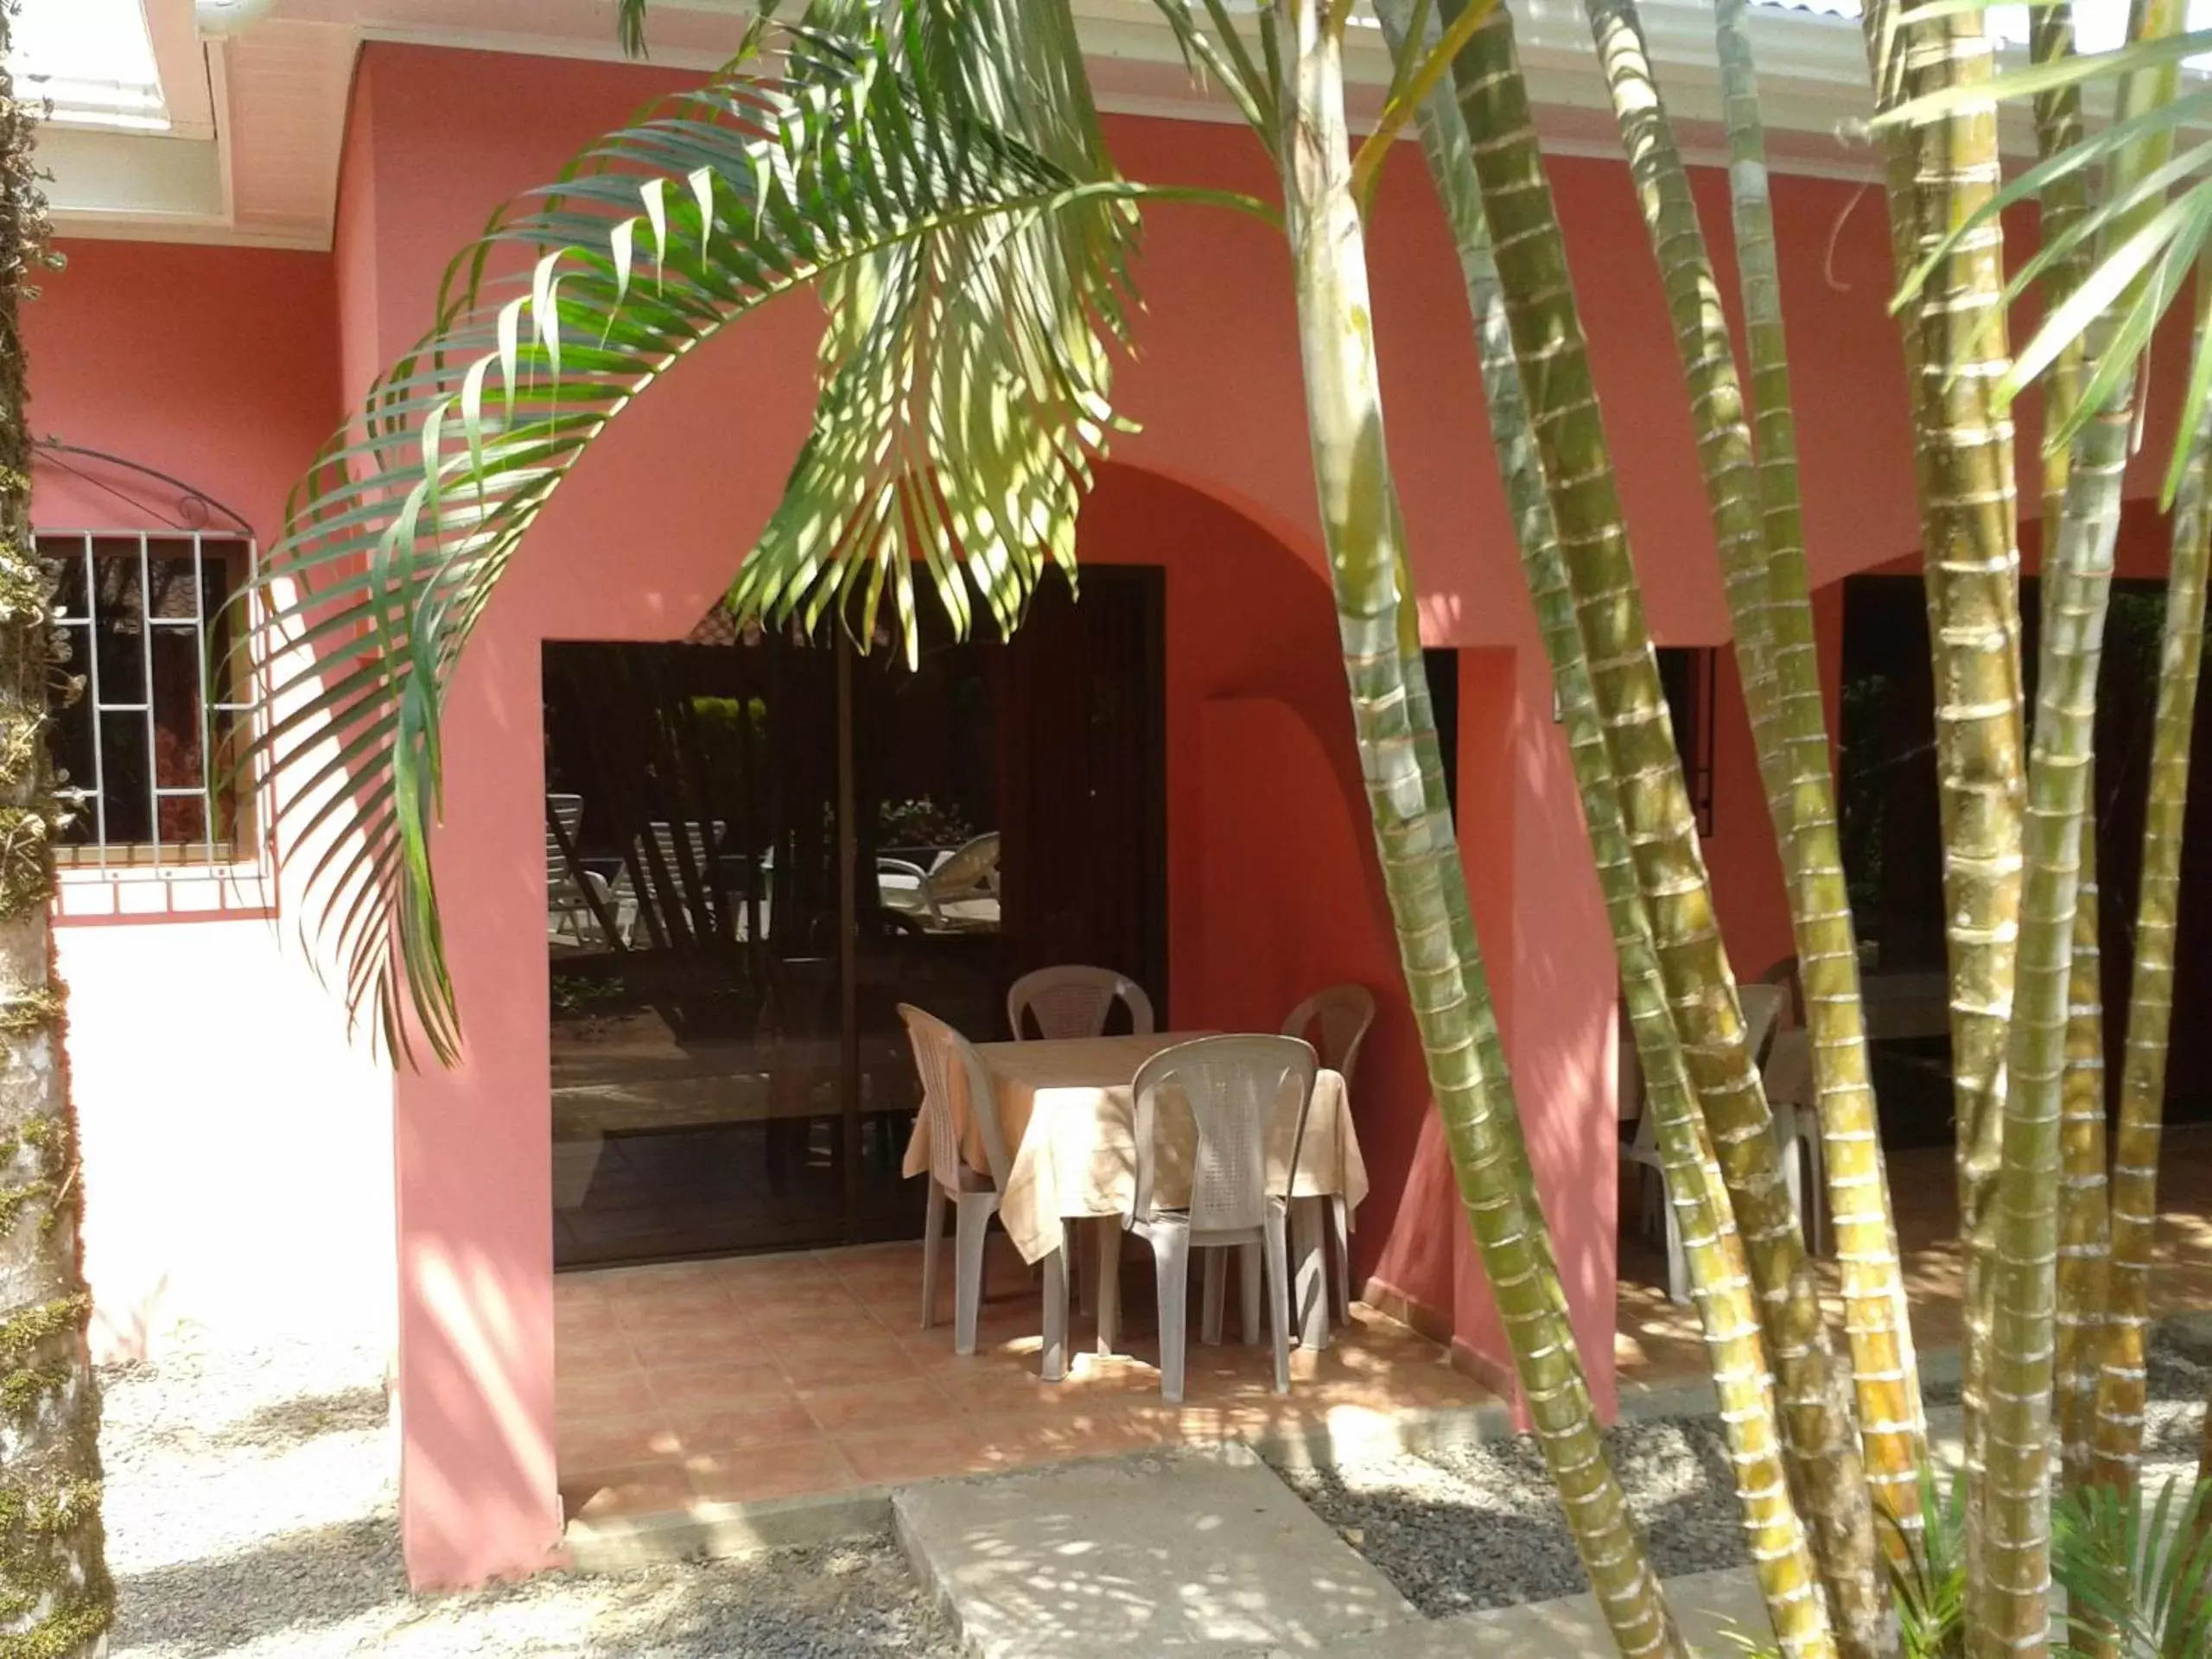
[546,794,594,944]
[1007,964,1155,1041]
[1766,1029,1829,1257]
[1281,984,1376,1323]
[548,795,637,947]
[1124,1034,1319,1404]
[1621,982,1784,1304]
[900,1004,1071,1379]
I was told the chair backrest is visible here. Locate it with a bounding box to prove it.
[1738,983,1786,1070]
[1281,984,1376,1084]
[644,819,724,873]
[925,833,1001,903]
[1007,964,1154,1040]
[898,1004,1011,1191]
[546,795,588,893]
[1758,957,1803,1031]
[1130,1034,1318,1235]
[1622,986,1783,1147]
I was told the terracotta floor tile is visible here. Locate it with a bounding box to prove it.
[769,1338,924,1391]
[666,1395,817,1453]
[646,1360,794,1412]
[558,1370,659,1421]
[556,1329,641,1381]
[558,1411,681,1468]
[611,1294,741,1336]
[561,1459,694,1522]
[734,1278,865,1316]
[686,1437,857,1503]
[835,1422,996,1484]
[748,1305,891,1347]
[798,1376,962,1435]
[626,1325,770,1372]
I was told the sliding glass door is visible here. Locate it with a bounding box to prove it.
[547,568,1165,1268]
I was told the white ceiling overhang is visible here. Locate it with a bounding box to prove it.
[19,0,2079,251]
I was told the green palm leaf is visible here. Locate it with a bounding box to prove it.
[2054,1476,2212,1657]
[246,18,1153,1062]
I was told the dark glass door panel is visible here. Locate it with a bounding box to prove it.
[546,632,847,1266]
[548,568,1167,1267]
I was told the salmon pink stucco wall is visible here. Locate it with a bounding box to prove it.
[319,37,2010,1587]
[27,26,2164,1590]
[22,239,394,1362]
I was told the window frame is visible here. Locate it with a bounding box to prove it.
[40,528,263,874]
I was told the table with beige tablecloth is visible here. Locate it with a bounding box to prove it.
[901,1029,1367,1348]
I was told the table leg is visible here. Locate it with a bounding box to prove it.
[1041,1246,1068,1383]
[1292,1196,1330,1352]
[1094,1217,1122,1355]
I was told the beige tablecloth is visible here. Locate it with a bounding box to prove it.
[901,1030,1367,1265]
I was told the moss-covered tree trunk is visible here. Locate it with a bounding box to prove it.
[0,9,114,1656]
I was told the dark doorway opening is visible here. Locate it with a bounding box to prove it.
[543,567,1168,1268]
[1837,572,2212,1147]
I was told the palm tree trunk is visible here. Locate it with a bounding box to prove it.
[2094,321,2212,1496]
[1591,0,1927,1538]
[1981,20,2186,1637]
[2022,3,2114,1497]
[1970,0,2189,1594]
[1862,0,2026,1599]
[1370,10,1833,1652]
[1270,9,1683,1653]
[1433,4,1891,1652]
[0,10,115,1654]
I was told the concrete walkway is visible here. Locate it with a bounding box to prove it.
[893,1444,1763,1657]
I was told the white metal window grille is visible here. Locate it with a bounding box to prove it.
[41,532,255,868]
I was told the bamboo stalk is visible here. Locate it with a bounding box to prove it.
[2023,1,2113,1498]
[1370,7,1834,1652]
[1270,8,1681,1651]
[2094,307,2212,1496]
[1592,0,1927,1547]
[1861,0,2026,1592]
[1434,4,1892,1651]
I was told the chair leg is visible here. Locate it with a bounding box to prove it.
[1806,1133,1829,1257]
[1238,1242,1262,1346]
[1663,1198,1689,1306]
[1149,1230,1191,1405]
[921,1179,947,1331]
[1200,1250,1226,1346]
[1041,1247,1069,1383]
[1262,1211,1292,1395]
[1777,1109,1806,1255]
[1095,1218,1122,1356]
[953,1194,994,1356]
[1330,1196,1353,1323]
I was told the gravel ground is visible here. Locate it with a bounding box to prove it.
[102,1338,955,1658]
[1275,1331,2212,1618]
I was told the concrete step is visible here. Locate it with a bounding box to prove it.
[892,1443,1421,1656]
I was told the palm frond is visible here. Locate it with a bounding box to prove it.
[1145,1,1281,149]
[1879,16,2212,489]
[737,0,1142,651]
[246,19,1144,1062]
[2054,1476,2212,1657]
[1878,1461,1969,1657]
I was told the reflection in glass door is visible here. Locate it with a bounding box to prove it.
[547,568,1165,1268]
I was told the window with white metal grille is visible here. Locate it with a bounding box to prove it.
[41,532,254,868]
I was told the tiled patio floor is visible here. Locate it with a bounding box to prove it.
[558,1125,2212,1531]
[1614,1125,2212,1384]
[556,1231,1495,1528]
